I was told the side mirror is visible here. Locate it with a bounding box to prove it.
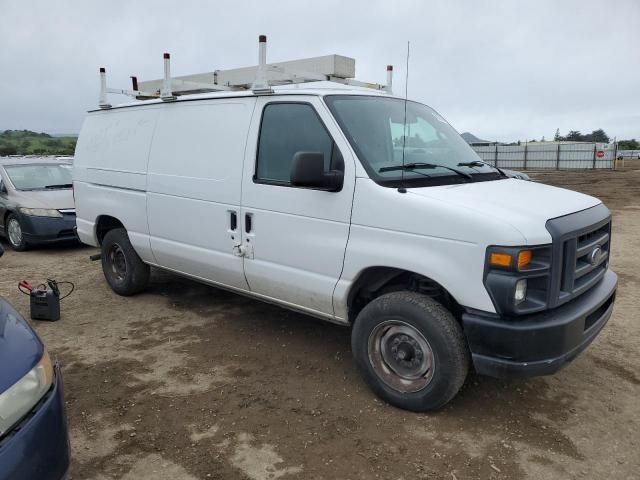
[0,181,6,194]
[290,152,343,192]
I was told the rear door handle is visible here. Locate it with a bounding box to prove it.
[245,213,253,233]
[229,211,237,231]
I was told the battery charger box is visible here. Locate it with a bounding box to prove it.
[30,287,60,321]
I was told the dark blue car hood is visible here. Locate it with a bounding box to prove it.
[0,298,43,394]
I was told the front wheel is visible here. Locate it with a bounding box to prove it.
[351,291,469,411]
[5,214,28,251]
[101,228,150,296]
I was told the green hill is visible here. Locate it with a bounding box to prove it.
[0,130,77,156]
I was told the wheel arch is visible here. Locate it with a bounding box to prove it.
[345,266,463,324]
[95,215,125,245]
[3,209,14,228]
[3,210,20,233]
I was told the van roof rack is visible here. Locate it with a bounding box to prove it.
[98,35,393,109]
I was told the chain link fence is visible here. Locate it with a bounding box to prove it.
[471,142,616,170]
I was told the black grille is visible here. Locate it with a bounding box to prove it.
[546,204,612,309]
[584,292,615,331]
[560,222,610,300]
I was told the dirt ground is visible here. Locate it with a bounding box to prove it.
[1,168,639,480]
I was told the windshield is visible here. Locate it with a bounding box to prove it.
[4,164,73,190]
[324,95,500,186]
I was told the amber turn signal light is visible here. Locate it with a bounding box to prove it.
[517,250,532,270]
[489,252,512,268]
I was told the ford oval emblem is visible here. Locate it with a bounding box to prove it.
[589,246,603,266]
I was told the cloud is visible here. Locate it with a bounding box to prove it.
[1,0,638,140]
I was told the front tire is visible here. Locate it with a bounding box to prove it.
[351,291,469,411]
[5,214,28,251]
[101,228,150,296]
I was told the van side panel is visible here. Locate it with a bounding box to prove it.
[146,99,256,290]
[73,107,160,262]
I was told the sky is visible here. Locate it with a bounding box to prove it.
[1,0,638,142]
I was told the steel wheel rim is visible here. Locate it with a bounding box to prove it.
[7,218,22,247]
[368,320,435,393]
[107,243,128,282]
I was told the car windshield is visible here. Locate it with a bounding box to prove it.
[4,164,73,190]
[324,95,501,186]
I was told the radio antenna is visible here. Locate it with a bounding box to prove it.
[400,41,410,191]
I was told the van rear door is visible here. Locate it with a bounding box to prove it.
[147,99,256,290]
[240,96,355,318]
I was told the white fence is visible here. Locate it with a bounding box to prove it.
[471,142,616,170]
[616,150,639,160]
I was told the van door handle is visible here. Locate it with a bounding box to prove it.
[245,213,252,233]
[229,211,237,231]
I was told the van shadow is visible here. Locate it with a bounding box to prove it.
[144,268,584,463]
[146,266,351,343]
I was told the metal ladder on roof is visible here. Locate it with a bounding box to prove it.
[98,35,394,109]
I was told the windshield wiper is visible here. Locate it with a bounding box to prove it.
[380,162,472,179]
[44,184,73,189]
[457,160,507,177]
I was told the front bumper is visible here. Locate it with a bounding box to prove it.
[463,270,617,379]
[0,363,70,480]
[18,213,78,245]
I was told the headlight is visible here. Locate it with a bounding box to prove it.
[18,207,62,218]
[485,245,551,315]
[514,279,527,303]
[0,350,54,436]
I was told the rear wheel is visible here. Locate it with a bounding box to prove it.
[352,291,469,411]
[5,214,28,251]
[101,228,149,296]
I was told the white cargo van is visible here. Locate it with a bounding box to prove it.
[73,40,617,410]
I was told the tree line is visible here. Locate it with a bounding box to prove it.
[552,129,638,150]
[524,129,638,150]
[0,130,77,156]
[617,139,639,150]
[553,128,610,143]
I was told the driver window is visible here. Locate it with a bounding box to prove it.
[255,103,336,185]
